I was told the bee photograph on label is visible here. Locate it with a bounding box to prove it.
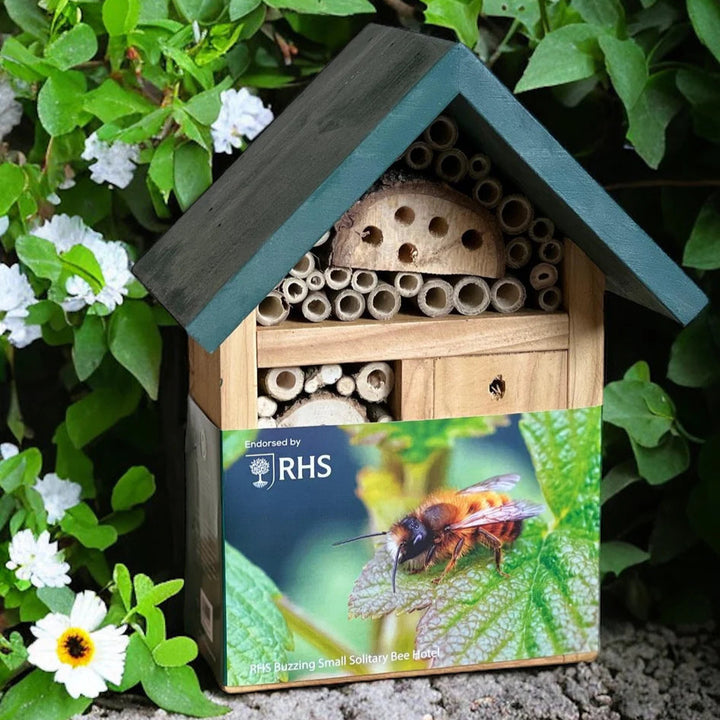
[218,407,601,691]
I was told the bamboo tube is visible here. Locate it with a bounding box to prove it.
[472,177,503,208]
[529,263,558,290]
[332,288,366,322]
[468,153,491,180]
[505,237,532,270]
[497,194,534,235]
[289,252,316,279]
[355,362,395,402]
[453,276,491,316]
[256,291,290,326]
[351,269,379,294]
[528,217,555,243]
[281,277,308,304]
[391,272,424,298]
[490,277,526,313]
[313,230,331,248]
[434,149,468,184]
[257,395,278,418]
[423,115,458,150]
[306,270,326,291]
[416,278,454,317]
[367,282,402,320]
[324,266,352,290]
[536,286,563,312]
[301,291,332,322]
[261,367,304,401]
[404,141,434,171]
[336,375,356,397]
[537,239,564,264]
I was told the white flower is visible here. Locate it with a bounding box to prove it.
[0,263,42,348]
[32,214,103,253]
[81,132,139,189]
[27,590,129,699]
[0,216,9,236]
[5,529,71,588]
[34,473,82,524]
[0,74,22,141]
[62,237,133,313]
[211,88,273,154]
[0,442,19,459]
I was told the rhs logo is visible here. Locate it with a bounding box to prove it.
[247,454,275,490]
[245,452,332,489]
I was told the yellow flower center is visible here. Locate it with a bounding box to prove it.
[56,628,95,667]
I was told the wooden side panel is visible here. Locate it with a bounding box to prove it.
[257,311,569,368]
[433,351,568,418]
[563,241,604,408]
[188,316,257,430]
[393,358,435,421]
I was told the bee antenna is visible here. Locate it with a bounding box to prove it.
[332,531,387,547]
[392,550,401,594]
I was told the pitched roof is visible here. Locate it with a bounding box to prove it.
[133,24,707,352]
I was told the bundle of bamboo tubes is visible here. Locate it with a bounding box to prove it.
[257,362,394,427]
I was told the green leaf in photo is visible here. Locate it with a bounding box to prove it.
[687,0,720,63]
[72,315,107,382]
[83,79,156,124]
[667,311,720,387]
[600,541,649,578]
[111,465,156,511]
[108,300,162,399]
[174,142,212,211]
[152,637,199,667]
[103,0,141,36]
[0,669,92,720]
[60,503,118,550]
[0,164,25,216]
[37,71,88,137]
[599,35,647,113]
[15,235,61,281]
[516,24,602,93]
[574,0,624,30]
[630,434,690,484]
[142,664,229,717]
[229,0,261,20]
[265,0,374,14]
[44,23,97,70]
[424,0,482,47]
[37,586,75,614]
[683,192,720,270]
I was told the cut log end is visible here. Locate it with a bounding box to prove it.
[404,141,434,170]
[351,269,379,294]
[537,239,564,264]
[324,266,352,290]
[281,277,308,304]
[392,271,424,298]
[277,391,368,427]
[332,288,366,322]
[261,367,305,402]
[472,177,503,208]
[468,153,491,180]
[306,270,326,291]
[536,286,563,312]
[434,149,468,184]
[289,252,316,279]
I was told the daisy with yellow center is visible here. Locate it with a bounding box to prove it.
[27,590,128,699]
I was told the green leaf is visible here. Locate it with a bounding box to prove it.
[574,0,624,30]
[72,315,107,382]
[83,80,156,124]
[603,378,674,446]
[53,423,95,499]
[61,244,105,294]
[142,605,167,649]
[598,35,647,113]
[111,466,156,511]
[15,235,61,281]
[667,312,720,387]
[0,669,92,720]
[103,0,141,35]
[483,0,541,33]
[630,434,690,484]
[173,142,211,211]
[687,0,720,63]
[172,0,225,22]
[683,192,720,270]
[37,71,88,137]
[627,71,682,169]
[0,164,25,216]
[107,300,162,399]
[113,564,133,611]
[676,69,720,144]
[4,0,49,41]
[142,665,229,717]
[225,544,293,686]
[60,503,117,549]
[44,23,97,70]
[149,136,175,196]
[229,0,261,19]
[152,637,198,667]
[133,573,154,604]
[106,508,145,535]
[108,633,147,692]
[623,360,650,381]
[423,0,482,47]
[600,541,649,578]
[0,632,28,687]
[601,461,640,504]
[139,579,184,609]
[515,24,602,93]
[265,0,373,14]
[65,379,142,448]
[37,586,75,614]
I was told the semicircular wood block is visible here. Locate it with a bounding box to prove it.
[330,180,505,277]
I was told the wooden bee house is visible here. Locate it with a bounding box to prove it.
[134,25,706,693]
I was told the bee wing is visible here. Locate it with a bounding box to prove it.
[448,499,545,530]
[457,474,521,495]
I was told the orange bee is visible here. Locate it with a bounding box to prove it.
[336,474,544,592]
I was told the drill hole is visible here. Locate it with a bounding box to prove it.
[428,216,449,237]
[398,243,418,264]
[362,226,383,246]
[394,206,415,225]
[489,375,505,400]
[461,229,482,250]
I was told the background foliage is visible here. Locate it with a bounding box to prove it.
[1,0,719,711]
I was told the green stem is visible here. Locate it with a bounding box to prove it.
[488,18,521,68]
[275,596,371,676]
[538,0,551,36]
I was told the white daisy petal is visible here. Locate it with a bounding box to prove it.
[0,442,19,459]
[31,612,71,639]
[33,473,82,523]
[5,529,71,588]
[27,637,63,672]
[70,590,107,631]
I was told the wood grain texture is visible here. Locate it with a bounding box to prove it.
[392,358,434,420]
[433,351,568,418]
[256,311,569,368]
[220,651,598,693]
[189,315,257,430]
[563,241,604,408]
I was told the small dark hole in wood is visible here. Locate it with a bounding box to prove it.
[532,220,551,239]
[428,216,449,237]
[461,229,483,250]
[539,273,549,281]
[362,226,383,245]
[354,271,375,290]
[509,243,528,261]
[540,243,560,261]
[489,375,506,400]
[398,243,417,264]
[394,206,415,225]
[308,299,325,314]
[470,156,490,176]
[409,145,431,166]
